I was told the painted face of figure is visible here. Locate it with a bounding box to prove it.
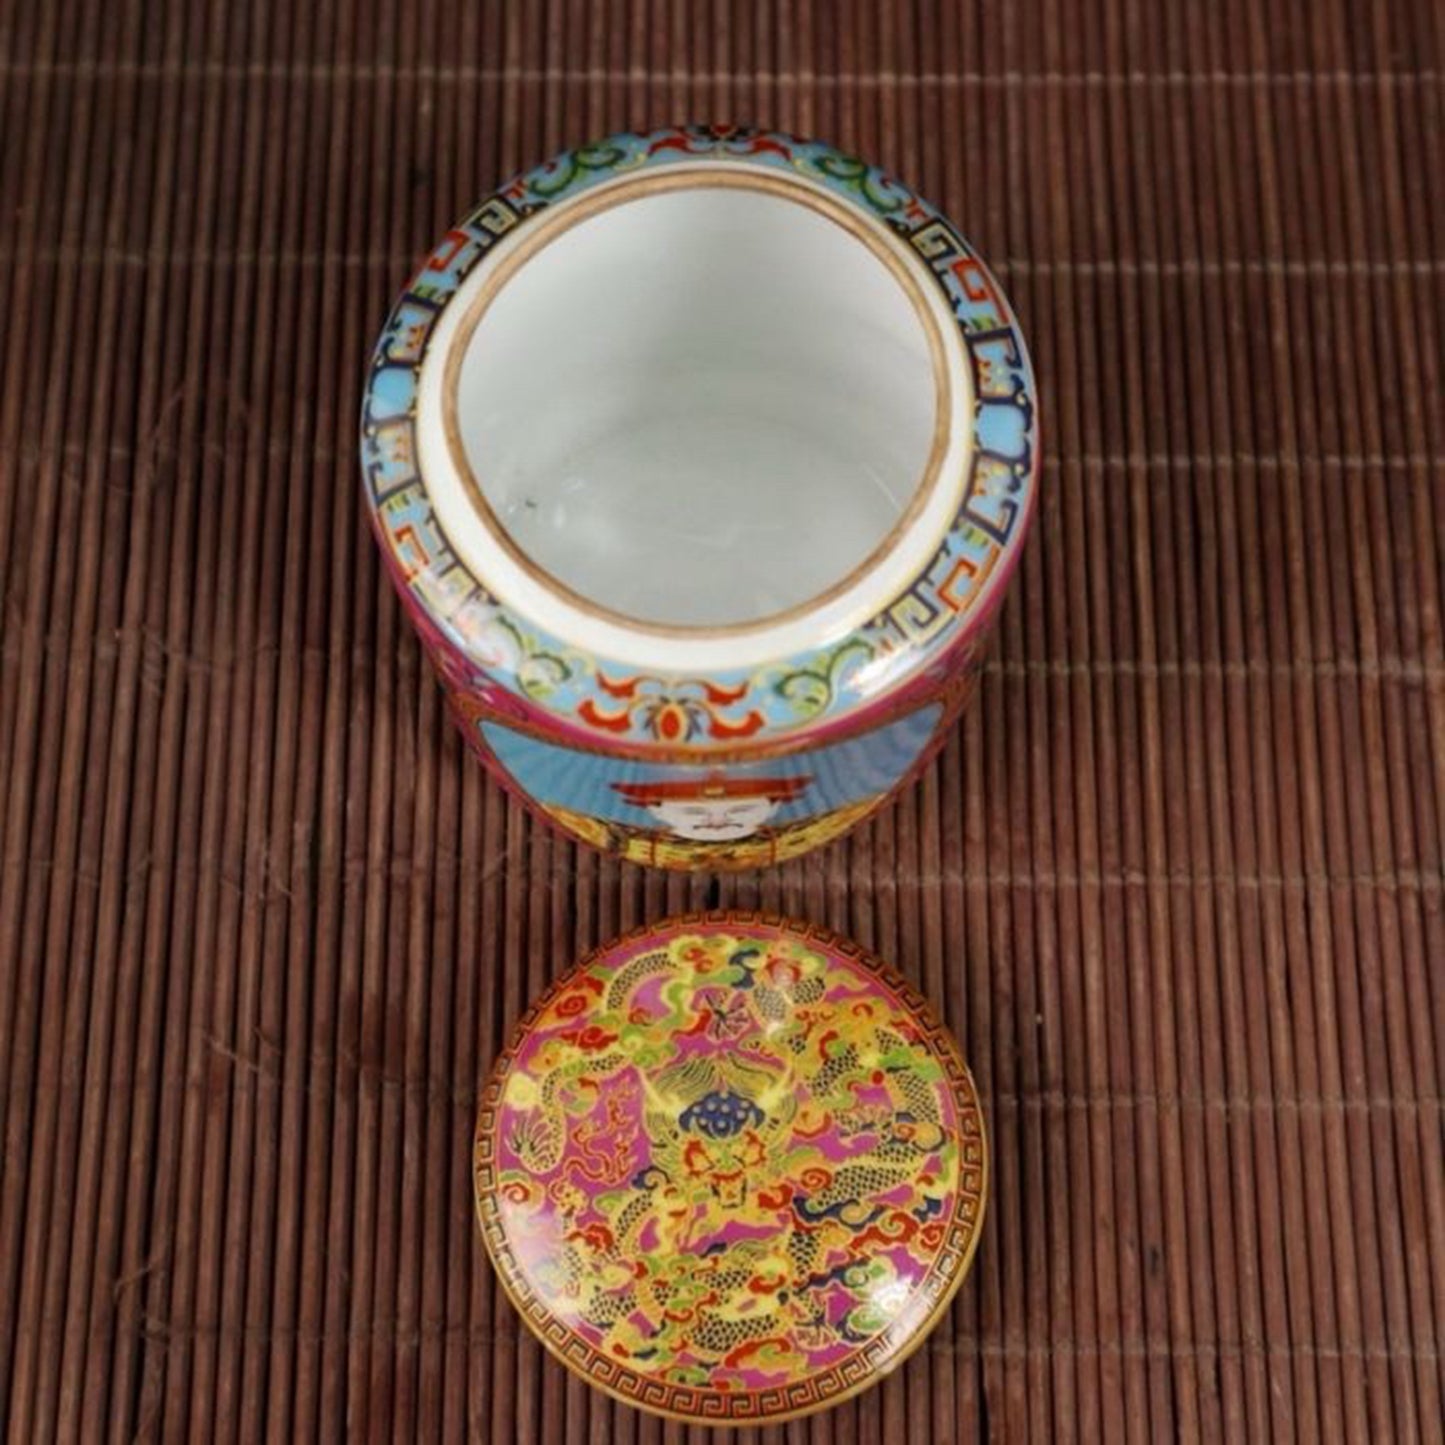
[647,795,780,841]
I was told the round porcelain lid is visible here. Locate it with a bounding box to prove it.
[474,912,988,1425]
[363,126,1038,759]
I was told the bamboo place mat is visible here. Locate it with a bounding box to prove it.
[1,1,1442,1441]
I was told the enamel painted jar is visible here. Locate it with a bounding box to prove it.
[362,127,1038,871]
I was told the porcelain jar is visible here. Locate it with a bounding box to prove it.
[362,126,1038,870]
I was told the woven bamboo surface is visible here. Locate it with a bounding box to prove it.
[2,1,1443,1440]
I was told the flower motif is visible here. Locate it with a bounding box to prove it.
[577,673,765,742]
[690,987,752,1043]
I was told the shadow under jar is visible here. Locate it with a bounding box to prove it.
[362,126,1039,871]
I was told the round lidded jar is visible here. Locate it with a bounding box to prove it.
[473,912,988,1425]
[362,126,1038,870]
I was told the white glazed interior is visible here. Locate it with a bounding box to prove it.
[417,163,973,669]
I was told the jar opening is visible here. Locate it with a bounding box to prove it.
[438,170,949,634]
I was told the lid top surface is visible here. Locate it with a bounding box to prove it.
[474,912,988,1424]
[362,126,1038,759]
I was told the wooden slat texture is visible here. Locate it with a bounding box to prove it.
[1,0,1442,1440]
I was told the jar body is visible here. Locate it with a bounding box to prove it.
[363,127,1038,870]
[422,632,986,870]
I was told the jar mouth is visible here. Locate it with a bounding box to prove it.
[417,162,974,669]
